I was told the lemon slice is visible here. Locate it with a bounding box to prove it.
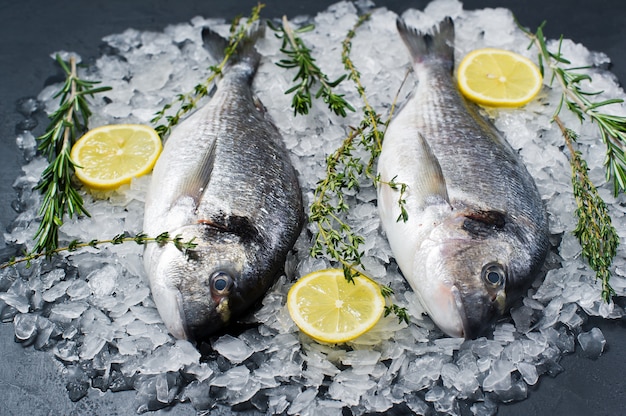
[457,48,543,107]
[70,124,162,190]
[287,268,385,343]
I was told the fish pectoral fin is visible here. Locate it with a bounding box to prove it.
[462,210,507,237]
[198,213,261,243]
[177,138,217,205]
[413,133,450,207]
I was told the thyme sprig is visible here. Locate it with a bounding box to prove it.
[554,117,619,301]
[151,3,265,138]
[1,232,197,270]
[522,22,626,196]
[268,16,355,117]
[308,13,409,324]
[33,55,111,254]
[520,21,622,300]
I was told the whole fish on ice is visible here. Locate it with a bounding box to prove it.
[143,25,304,341]
[377,17,550,339]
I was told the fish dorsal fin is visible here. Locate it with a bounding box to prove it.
[414,133,450,207]
[177,137,217,207]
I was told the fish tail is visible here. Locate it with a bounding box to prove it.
[202,22,265,78]
[396,17,455,71]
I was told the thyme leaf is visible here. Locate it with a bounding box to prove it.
[307,13,409,324]
[520,20,622,300]
[1,232,198,270]
[555,117,619,301]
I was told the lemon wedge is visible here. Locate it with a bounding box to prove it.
[457,48,543,107]
[287,268,385,343]
[70,124,162,190]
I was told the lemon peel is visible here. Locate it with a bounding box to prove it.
[70,124,162,190]
[287,268,385,343]
[457,48,543,107]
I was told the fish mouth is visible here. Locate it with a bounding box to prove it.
[423,283,493,339]
[450,284,496,340]
[182,297,230,342]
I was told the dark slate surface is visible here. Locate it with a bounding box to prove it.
[0,1,624,415]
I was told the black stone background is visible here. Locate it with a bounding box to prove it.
[0,1,624,415]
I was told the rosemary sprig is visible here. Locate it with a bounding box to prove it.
[268,16,355,117]
[520,21,622,300]
[554,117,618,301]
[522,22,626,196]
[33,55,111,254]
[151,3,265,138]
[1,232,197,270]
[307,13,409,324]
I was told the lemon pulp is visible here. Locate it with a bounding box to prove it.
[287,268,385,343]
[457,48,543,107]
[70,124,162,190]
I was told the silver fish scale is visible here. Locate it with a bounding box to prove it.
[143,42,304,340]
[377,18,550,339]
[416,66,542,226]
[195,75,301,248]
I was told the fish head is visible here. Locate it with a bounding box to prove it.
[415,211,543,339]
[145,223,272,342]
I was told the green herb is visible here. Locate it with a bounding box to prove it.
[522,22,626,196]
[307,13,409,324]
[555,117,618,301]
[33,55,111,255]
[268,16,355,117]
[1,232,197,270]
[520,21,622,300]
[151,3,265,138]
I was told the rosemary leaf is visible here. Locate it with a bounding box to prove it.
[33,55,111,255]
[269,16,354,117]
[519,20,624,301]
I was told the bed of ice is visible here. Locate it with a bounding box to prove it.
[3,0,626,415]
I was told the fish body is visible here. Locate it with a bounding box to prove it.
[143,25,304,341]
[377,18,549,339]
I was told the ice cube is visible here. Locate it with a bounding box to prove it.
[516,361,539,385]
[577,327,606,359]
[482,359,515,392]
[212,334,255,364]
[14,313,37,343]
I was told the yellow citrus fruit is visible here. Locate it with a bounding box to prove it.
[70,124,162,190]
[287,268,385,343]
[457,48,543,107]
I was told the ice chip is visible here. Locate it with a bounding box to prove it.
[212,334,255,364]
[0,291,30,313]
[287,388,318,415]
[516,361,539,385]
[87,264,118,297]
[14,313,37,342]
[577,327,606,359]
[482,359,515,392]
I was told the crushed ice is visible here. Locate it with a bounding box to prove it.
[2,0,626,414]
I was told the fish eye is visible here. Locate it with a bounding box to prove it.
[482,263,505,287]
[210,271,233,295]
